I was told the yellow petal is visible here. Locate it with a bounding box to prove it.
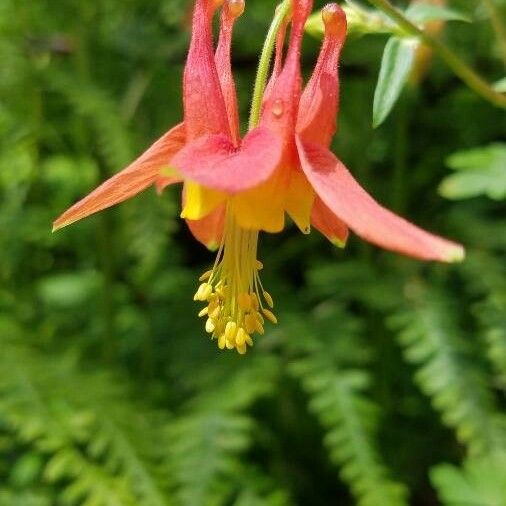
[230,167,289,233]
[181,181,227,220]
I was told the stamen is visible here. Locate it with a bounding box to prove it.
[193,207,277,354]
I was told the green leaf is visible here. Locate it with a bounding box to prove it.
[405,3,472,24]
[431,454,506,506]
[439,143,506,201]
[373,37,418,128]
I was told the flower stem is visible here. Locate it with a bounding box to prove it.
[249,0,292,130]
[366,0,506,109]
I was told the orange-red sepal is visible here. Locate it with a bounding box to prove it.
[53,123,185,231]
[297,136,464,262]
[186,205,225,250]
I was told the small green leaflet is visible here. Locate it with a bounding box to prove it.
[439,143,506,201]
[405,3,471,24]
[373,36,418,128]
[431,454,506,506]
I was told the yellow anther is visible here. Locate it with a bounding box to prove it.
[255,320,265,335]
[226,338,235,350]
[244,314,257,334]
[237,344,247,355]
[255,311,264,325]
[255,260,264,270]
[245,334,253,346]
[202,284,213,300]
[218,334,226,350]
[238,293,252,311]
[235,327,247,347]
[263,291,274,308]
[197,283,208,298]
[199,270,213,282]
[225,321,237,342]
[195,283,213,301]
[198,307,209,318]
[262,308,278,324]
[205,318,216,333]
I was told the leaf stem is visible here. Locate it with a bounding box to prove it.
[249,0,292,130]
[366,0,506,109]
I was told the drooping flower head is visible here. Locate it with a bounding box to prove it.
[53,0,464,355]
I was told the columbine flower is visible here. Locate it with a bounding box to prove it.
[54,0,464,355]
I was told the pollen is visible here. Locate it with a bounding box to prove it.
[193,209,277,354]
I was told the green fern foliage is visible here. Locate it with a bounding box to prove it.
[48,71,133,171]
[0,339,172,506]
[287,311,409,506]
[390,283,506,457]
[0,489,53,506]
[479,291,506,392]
[431,453,506,506]
[166,357,280,506]
[460,252,506,392]
[1,0,505,502]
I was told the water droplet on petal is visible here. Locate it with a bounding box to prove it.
[272,99,284,118]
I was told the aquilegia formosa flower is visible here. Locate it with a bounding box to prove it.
[54,0,464,354]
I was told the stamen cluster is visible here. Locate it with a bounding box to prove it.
[194,214,277,354]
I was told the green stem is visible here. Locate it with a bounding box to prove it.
[481,0,506,69]
[366,0,506,109]
[248,0,292,130]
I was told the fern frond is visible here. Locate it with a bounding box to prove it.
[0,489,53,506]
[47,71,132,171]
[430,453,506,506]
[390,283,506,457]
[0,340,172,506]
[232,465,293,506]
[479,291,506,391]
[166,356,279,506]
[286,311,409,506]
[460,251,506,392]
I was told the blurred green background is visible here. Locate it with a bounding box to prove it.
[1,0,505,505]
